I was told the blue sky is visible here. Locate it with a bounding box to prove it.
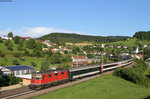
[0,0,150,37]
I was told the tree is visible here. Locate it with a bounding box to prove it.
[30,61,37,67]
[13,52,22,58]
[0,50,5,57]
[8,32,13,38]
[40,61,49,72]
[0,38,3,43]
[4,40,11,46]
[143,47,150,60]
[13,36,20,44]
[72,47,81,54]
[25,39,36,49]
[30,49,42,57]
[23,49,30,56]
[7,43,13,50]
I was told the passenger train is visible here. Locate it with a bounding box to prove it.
[29,59,133,90]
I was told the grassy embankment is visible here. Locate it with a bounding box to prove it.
[33,75,150,99]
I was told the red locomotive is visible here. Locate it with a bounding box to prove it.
[29,68,69,90]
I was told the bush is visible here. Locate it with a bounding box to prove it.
[0,62,5,66]
[113,59,150,88]
[12,59,20,65]
[13,52,22,58]
[4,40,11,46]
[40,61,49,71]
[0,39,3,43]
[7,44,13,50]
[30,61,37,67]
[0,50,5,57]
[23,49,30,56]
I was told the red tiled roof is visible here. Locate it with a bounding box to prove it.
[72,56,87,59]
[72,61,89,65]
[20,37,31,40]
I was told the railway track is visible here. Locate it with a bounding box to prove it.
[0,62,134,99]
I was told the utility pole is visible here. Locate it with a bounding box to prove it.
[101,51,104,73]
[76,52,79,66]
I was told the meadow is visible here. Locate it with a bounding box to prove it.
[33,75,150,99]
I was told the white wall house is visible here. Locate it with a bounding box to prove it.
[1,36,12,40]
[0,65,35,76]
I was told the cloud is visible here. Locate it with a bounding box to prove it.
[0,27,85,38]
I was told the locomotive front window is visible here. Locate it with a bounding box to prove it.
[36,75,43,80]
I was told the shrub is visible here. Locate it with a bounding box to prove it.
[0,50,5,57]
[0,62,5,66]
[113,59,150,88]
[13,52,22,58]
[4,40,11,46]
[12,59,20,65]
[30,61,37,67]
[0,39,3,43]
[7,44,13,50]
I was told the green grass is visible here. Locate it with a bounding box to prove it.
[107,38,150,47]
[33,76,150,99]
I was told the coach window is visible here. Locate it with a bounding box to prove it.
[61,72,64,75]
[55,73,58,76]
[48,74,51,78]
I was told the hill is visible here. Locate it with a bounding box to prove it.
[33,75,150,99]
[133,31,150,40]
[38,33,130,43]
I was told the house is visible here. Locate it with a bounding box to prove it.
[133,54,143,59]
[59,46,72,52]
[1,36,12,40]
[123,46,128,49]
[132,46,139,54]
[72,56,89,66]
[144,45,148,48]
[0,65,35,76]
[101,44,105,48]
[40,40,51,47]
[51,48,59,53]
[20,37,31,40]
[146,58,150,66]
[42,48,49,51]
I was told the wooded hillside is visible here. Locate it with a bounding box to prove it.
[133,31,150,40]
[38,33,130,43]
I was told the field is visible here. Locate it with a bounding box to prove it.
[33,75,150,99]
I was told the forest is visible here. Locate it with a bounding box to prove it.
[133,31,150,40]
[38,33,130,43]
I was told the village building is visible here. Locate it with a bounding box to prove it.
[20,37,31,40]
[0,65,35,76]
[1,36,12,40]
[72,56,89,66]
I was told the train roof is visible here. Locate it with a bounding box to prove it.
[34,68,68,75]
[69,64,100,72]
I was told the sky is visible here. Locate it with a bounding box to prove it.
[0,0,150,38]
